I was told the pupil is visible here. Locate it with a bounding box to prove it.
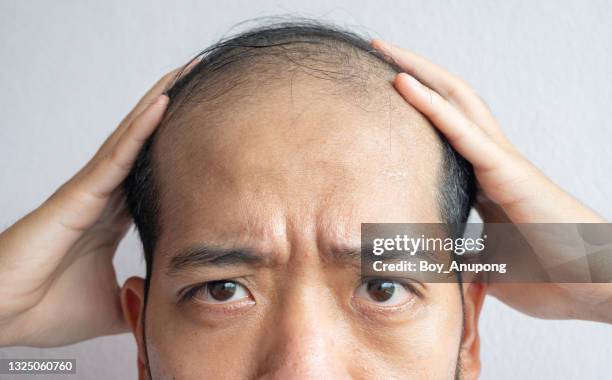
[367,280,395,302]
[209,281,236,301]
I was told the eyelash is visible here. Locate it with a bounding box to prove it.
[179,284,204,303]
[359,277,423,298]
[178,279,247,304]
[177,277,423,307]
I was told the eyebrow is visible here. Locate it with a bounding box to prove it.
[166,245,266,276]
[165,243,446,276]
[360,243,445,264]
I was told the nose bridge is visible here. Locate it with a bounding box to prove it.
[258,275,350,379]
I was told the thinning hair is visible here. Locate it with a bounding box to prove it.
[124,19,476,287]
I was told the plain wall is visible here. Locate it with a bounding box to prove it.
[1,1,611,379]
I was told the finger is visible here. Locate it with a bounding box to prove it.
[0,96,168,277]
[394,73,505,171]
[81,94,169,199]
[372,39,510,147]
[94,57,201,161]
[120,57,200,130]
[47,93,168,231]
[91,74,175,162]
[10,91,165,262]
[126,56,201,122]
[372,39,468,98]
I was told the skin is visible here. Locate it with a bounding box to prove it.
[0,40,608,379]
[120,72,484,379]
[371,40,611,322]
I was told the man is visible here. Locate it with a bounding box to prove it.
[0,21,609,379]
[120,23,481,379]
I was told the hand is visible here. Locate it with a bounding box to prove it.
[0,63,194,347]
[372,39,612,324]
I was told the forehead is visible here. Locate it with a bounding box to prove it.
[153,75,443,250]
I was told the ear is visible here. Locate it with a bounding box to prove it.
[121,276,148,380]
[458,282,487,380]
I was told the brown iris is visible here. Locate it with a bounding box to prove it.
[208,280,237,301]
[366,279,396,302]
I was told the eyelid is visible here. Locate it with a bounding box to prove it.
[352,277,421,312]
[358,276,423,298]
[178,279,252,304]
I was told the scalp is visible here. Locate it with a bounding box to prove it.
[123,20,475,278]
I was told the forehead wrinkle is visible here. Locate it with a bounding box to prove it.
[157,209,290,265]
[151,72,444,259]
[314,205,361,266]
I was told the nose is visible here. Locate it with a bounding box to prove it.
[256,283,352,380]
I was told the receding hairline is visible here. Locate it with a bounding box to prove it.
[152,71,445,215]
[159,23,403,138]
[123,20,475,284]
[149,20,440,199]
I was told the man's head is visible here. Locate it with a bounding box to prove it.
[121,20,484,380]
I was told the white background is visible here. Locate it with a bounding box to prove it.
[1,1,611,379]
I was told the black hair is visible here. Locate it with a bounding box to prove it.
[124,19,476,292]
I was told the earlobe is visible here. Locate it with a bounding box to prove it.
[120,276,147,379]
[458,282,487,380]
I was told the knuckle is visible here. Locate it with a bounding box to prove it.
[445,84,460,101]
[108,149,131,172]
[450,131,466,145]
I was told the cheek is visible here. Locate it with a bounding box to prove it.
[142,281,463,379]
[144,287,265,379]
[352,285,463,378]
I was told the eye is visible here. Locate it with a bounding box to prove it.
[183,280,252,304]
[354,278,415,306]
